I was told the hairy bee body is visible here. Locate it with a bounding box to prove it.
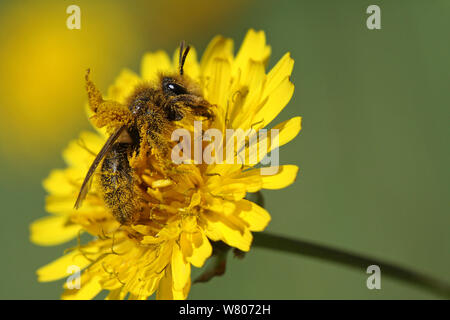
[98,85,180,225]
[75,43,214,225]
[100,142,138,225]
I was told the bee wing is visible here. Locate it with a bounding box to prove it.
[74,125,127,209]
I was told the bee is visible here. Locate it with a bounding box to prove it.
[74,42,214,225]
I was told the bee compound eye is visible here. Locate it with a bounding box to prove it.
[165,82,187,95]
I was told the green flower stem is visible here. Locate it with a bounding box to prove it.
[253,232,450,298]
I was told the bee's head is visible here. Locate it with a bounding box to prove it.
[158,41,214,122]
[160,75,212,122]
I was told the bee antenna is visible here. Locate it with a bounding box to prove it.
[179,40,190,76]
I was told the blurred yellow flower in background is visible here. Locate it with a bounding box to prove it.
[30,29,301,300]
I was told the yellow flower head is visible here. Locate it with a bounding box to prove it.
[30,29,302,300]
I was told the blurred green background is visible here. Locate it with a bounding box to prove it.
[0,0,448,299]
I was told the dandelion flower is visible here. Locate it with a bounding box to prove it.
[30,29,302,300]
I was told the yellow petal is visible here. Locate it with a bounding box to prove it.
[188,192,202,209]
[206,163,242,178]
[174,277,191,300]
[30,215,82,246]
[203,57,231,113]
[215,182,247,201]
[217,168,265,193]
[43,169,78,197]
[205,196,237,215]
[37,250,92,282]
[230,60,266,129]
[142,277,160,298]
[186,231,212,268]
[156,266,173,300]
[171,242,191,291]
[200,35,233,73]
[62,131,104,169]
[157,264,189,300]
[106,68,141,103]
[45,193,104,216]
[205,211,253,252]
[264,52,294,99]
[128,293,149,300]
[61,275,102,300]
[151,179,173,188]
[256,116,302,162]
[180,232,193,258]
[273,116,302,148]
[105,288,127,300]
[236,199,271,232]
[181,215,198,233]
[141,50,173,82]
[233,29,271,75]
[253,76,294,128]
[261,165,299,189]
[141,235,165,245]
[157,277,190,300]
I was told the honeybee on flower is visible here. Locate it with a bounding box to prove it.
[30,29,301,300]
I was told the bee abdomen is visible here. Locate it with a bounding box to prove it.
[100,143,139,225]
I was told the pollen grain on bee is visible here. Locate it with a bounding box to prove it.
[171,121,280,175]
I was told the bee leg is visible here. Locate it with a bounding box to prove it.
[85,69,131,128]
[101,142,141,225]
[85,69,103,112]
[188,104,216,125]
